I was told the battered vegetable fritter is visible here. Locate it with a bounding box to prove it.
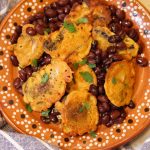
[22,59,72,112]
[104,60,135,107]
[55,90,99,136]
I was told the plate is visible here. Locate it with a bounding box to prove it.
[0,0,150,149]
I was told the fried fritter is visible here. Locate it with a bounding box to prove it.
[67,64,97,92]
[104,60,135,107]
[22,59,72,112]
[92,26,139,58]
[55,90,99,136]
[44,23,92,61]
[12,24,46,68]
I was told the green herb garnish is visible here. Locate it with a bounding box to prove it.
[73,58,87,69]
[63,21,76,33]
[89,131,97,138]
[32,59,38,67]
[88,63,96,69]
[41,109,50,117]
[79,102,90,113]
[26,104,33,112]
[112,77,117,84]
[80,71,93,83]
[41,73,49,84]
[77,17,88,24]
[44,28,51,35]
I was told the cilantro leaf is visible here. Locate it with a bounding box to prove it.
[73,58,87,69]
[84,102,90,110]
[41,73,49,84]
[89,131,97,138]
[88,63,96,69]
[79,106,84,113]
[77,17,88,24]
[26,104,33,112]
[63,21,76,33]
[41,109,50,117]
[79,71,93,83]
[73,63,79,70]
[32,59,38,67]
[44,28,51,35]
[112,77,117,84]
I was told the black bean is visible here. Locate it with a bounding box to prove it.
[94,67,101,75]
[108,35,122,43]
[13,78,22,89]
[112,54,123,62]
[97,73,105,81]
[98,104,106,113]
[116,9,125,20]
[111,104,119,110]
[116,42,127,50]
[10,55,19,67]
[105,120,114,127]
[97,95,109,103]
[50,2,59,9]
[89,84,99,96]
[28,16,36,23]
[48,17,58,23]
[57,0,69,6]
[34,13,45,19]
[45,8,58,18]
[87,52,95,59]
[111,16,119,23]
[109,5,117,16]
[58,14,66,21]
[115,117,124,124]
[35,24,44,35]
[39,53,51,67]
[127,29,139,42]
[57,8,64,14]
[136,56,148,67]
[40,116,51,124]
[26,27,37,36]
[15,25,22,35]
[49,23,59,32]
[128,100,135,109]
[19,69,27,82]
[101,51,108,60]
[37,19,47,28]
[107,46,117,54]
[49,114,58,123]
[102,102,110,111]
[64,5,71,14]
[17,87,23,95]
[102,114,110,124]
[70,0,76,5]
[110,110,121,120]
[10,32,19,44]
[117,30,126,40]
[122,19,133,28]
[120,111,127,118]
[87,58,96,65]
[109,23,122,34]
[103,58,113,67]
[24,66,33,78]
[138,43,144,54]
[98,86,105,94]
[95,49,101,56]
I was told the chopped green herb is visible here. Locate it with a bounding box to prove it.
[79,71,93,83]
[41,109,50,117]
[26,104,33,112]
[77,17,88,24]
[79,106,84,113]
[88,63,96,69]
[84,102,90,110]
[73,58,87,69]
[73,63,79,70]
[32,59,38,67]
[112,77,117,84]
[63,21,76,33]
[89,131,97,138]
[41,73,49,84]
[44,28,51,35]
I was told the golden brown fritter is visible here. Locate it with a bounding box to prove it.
[55,90,99,136]
[12,24,47,68]
[67,64,97,92]
[92,26,139,58]
[104,60,135,107]
[44,23,92,61]
[22,59,72,112]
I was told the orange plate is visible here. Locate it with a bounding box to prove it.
[0,0,150,149]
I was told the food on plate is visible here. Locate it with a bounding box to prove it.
[22,59,72,112]
[10,24,47,68]
[104,60,135,107]
[9,0,148,135]
[55,90,99,135]
[67,64,97,92]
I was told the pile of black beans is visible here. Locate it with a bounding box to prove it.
[88,5,148,127]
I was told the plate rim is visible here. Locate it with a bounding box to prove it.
[0,0,150,149]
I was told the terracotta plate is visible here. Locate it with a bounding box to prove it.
[0,0,150,149]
